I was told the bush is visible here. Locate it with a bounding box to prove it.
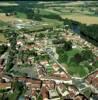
[0,44,8,55]
[63,41,72,51]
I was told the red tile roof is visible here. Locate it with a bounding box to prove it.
[41,86,49,99]
[0,83,11,89]
[85,71,98,89]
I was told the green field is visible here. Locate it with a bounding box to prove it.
[0,1,98,28]
[56,47,94,77]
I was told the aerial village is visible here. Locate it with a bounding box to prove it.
[0,1,98,100]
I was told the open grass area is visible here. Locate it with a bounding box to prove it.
[57,48,82,64]
[66,65,89,77]
[57,47,90,77]
[66,48,82,57]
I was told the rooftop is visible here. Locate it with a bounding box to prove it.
[0,83,11,89]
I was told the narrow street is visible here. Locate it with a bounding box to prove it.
[44,48,71,78]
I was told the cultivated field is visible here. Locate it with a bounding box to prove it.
[61,14,98,25]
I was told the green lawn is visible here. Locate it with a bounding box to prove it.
[57,47,90,77]
[66,48,81,57]
[57,48,82,64]
[66,65,88,77]
[65,62,90,77]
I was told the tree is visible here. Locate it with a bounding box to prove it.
[6,29,17,72]
[71,49,94,64]
[53,38,65,44]
[36,8,40,15]
[38,33,45,38]
[72,53,83,63]
[14,81,23,92]
[81,50,94,61]
[1,93,9,100]
[0,44,8,55]
[11,79,24,100]
[58,53,68,63]
[63,41,72,51]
